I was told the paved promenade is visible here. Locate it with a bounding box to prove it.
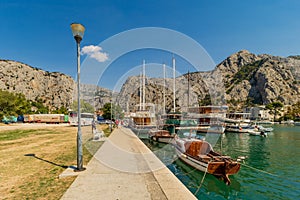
[60,127,196,200]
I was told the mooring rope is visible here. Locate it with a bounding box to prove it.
[174,166,198,176]
[194,163,209,196]
[240,162,278,177]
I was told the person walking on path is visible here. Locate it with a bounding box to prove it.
[92,119,97,134]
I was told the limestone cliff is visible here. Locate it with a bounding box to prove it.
[219,50,300,105]
[0,60,113,111]
[0,60,75,111]
[2,49,299,113]
[117,50,300,111]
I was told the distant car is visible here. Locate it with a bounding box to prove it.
[105,120,114,124]
[97,119,106,124]
[2,116,17,124]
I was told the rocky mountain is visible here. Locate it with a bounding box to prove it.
[80,84,113,109]
[117,50,300,112]
[0,60,112,111]
[0,60,75,111]
[1,50,299,113]
[218,50,300,105]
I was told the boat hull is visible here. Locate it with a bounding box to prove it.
[149,129,174,144]
[174,138,241,184]
[225,125,250,133]
[175,148,240,176]
[248,131,267,137]
[150,136,174,144]
[175,147,208,172]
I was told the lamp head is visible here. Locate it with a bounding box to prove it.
[70,23,85,43]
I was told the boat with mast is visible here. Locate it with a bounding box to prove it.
[129,60,157,138]
[149,57,179,143]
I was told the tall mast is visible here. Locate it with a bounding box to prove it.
[163,63,166,115]
[143,60,146,110]
[172,56,176,113]
[139,71,142,111]
[188,70,190,110]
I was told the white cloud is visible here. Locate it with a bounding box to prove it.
[81,45,109,62]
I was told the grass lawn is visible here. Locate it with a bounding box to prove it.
[0,124,110,200]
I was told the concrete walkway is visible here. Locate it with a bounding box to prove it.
[60,127,196,200]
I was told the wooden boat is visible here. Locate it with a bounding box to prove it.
[173,136,240,185]
[149,129,174,144]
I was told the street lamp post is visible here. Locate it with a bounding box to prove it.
[70,23,85,171]
[110,99,113,133]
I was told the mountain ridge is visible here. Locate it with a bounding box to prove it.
[117,50,300,112]
[1,50,299,112]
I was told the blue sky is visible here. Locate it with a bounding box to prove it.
[1,0,300,90]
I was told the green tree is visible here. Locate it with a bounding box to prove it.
[101,103,124,120]
[101,103,112,119]
[31,98,49,114]
[0,90,32,120]
[71,100,94,113]
[292,101,300,121]
[52,106,68,114]
[14,93,31,115]
[198,94,211,106]
[266,101,284,122]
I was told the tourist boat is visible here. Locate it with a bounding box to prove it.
[173,136,241,185]
[225,112,252,133]
[188,106,227,134]
[149,129,174,144]
[129,61,157,138]
[130,103,156,128]
[129,103,157,138]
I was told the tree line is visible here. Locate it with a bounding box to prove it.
[0,89,124,121]
[0,90,70,121]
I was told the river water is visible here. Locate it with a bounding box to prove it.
[142,125,300,199]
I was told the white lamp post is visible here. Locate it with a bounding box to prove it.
[70,23,85,171]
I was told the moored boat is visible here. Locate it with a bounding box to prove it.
[225,124,250,133]
[188,106,227,134]
[254,125,273,132]
[149,129,174,143]
[248,129,267,137]
[173,136,241,185]
[294,122,300,126]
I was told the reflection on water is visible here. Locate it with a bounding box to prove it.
[142,125,300,199]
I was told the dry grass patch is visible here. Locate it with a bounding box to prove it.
[0,124,109,200]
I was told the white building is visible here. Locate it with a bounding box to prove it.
[243,106,272,121]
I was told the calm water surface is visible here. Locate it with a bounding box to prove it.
[142,125,300,199]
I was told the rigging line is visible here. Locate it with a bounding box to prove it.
[194,163,209,196]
